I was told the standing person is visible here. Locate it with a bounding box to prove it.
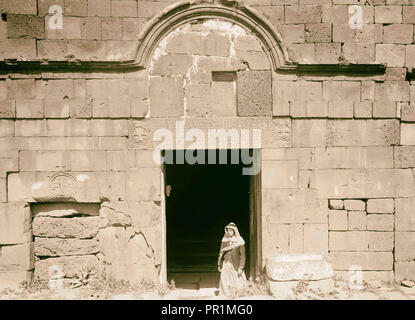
[217,222,248,297]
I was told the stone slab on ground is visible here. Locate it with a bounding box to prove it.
[266,253,334,281]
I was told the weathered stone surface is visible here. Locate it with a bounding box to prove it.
[334,270,394,283]
[395,262,415,282]
[0,271,32,289]
[394,146,415,168]
[401,124,415,145]
[128,201,161,233]
[34,255,100,280]
[366,214,394,231]
[329,231,368,251]
[151,54,193,76]
[0,201,32,245]
[126,168,161,202]
[7,14,45,39]
[266,254,333,281]
[396,198,415,231]
[268,278,334,299]
[304,224,328,255]
[344,200,365,211]
[368,232,393,252]
[329,210,347,231]
[237,71,272,116]
[99,202,132,227]
[354,101,372,118]
[329,200,343,210]
[97,227,154,268]
[311,169,415,199]
[212,78,237,116]
[329,252,393,271]
[395,232,415,262]
[7,171,103,203]
[262,160,298,189]
[34,238,99,257]
[327,120,400,146]
[149,76,184,118]
[262,189,328,224]
[292,119,326,147]
[348,211,366,231]
[0,243,34,271]
[33,216,101,239]
[315,147,363,169]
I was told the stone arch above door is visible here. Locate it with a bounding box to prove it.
[135,0,293,71]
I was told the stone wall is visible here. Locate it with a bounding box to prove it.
[0,0,415,287]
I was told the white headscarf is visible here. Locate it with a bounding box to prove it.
[220,222,245,253]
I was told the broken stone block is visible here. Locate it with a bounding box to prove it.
[0,201,32,245]
[97,226,153,267]
[266,254,333,281]
[401,280,415,288]
[344,200,365,211]
[236,71,272,116]
[99,203,131,227]
[128,201,161,233]
[236,51,270,70]
[32,203,99,218]
[366,199,394,214]
[34,255,100,280]
[32,216,101,239]
[34,238,99,257]
[268,278,334,300]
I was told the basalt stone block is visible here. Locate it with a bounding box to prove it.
[7,14,45,39]
[237,71,272,117]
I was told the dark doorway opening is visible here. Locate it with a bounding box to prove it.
[164,149,261,290]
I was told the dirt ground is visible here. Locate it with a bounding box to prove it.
[1,280,414,300]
